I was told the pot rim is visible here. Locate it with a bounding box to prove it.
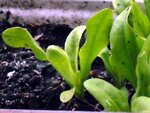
[0,109,129,113]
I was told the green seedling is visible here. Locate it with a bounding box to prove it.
[1,8,112,103]
[100,6,140,88]
[46,8,113,102]
[84,0,150,112]
[2,27,46,61]
[85,33,150,112]
[3,0,150,112]
[46,26,86,101]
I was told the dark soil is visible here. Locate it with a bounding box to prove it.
[0,12,133,111]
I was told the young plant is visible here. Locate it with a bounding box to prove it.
[46,25,86,102]
[99,6,140,88]
[84,6,134,112]
[84,29,150,111]
[84,0,150,112]
[1,8,113,103]
[46,8,113,102]
[2,27,46,61]
[99,1,149,88]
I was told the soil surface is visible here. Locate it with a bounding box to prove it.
[0,12,133,111]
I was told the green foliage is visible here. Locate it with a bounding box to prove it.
[110,6,140,88]
[47,8,113,101]
[2,27,46,61]
[79,8,112,82]
[85,0,150,112]
[46,26,86,99]
[84,78,130,112]
[2,0,150,112]
[131,1,150,38]
[99,7,139,88]
[1,8,112,103]
[133,35,150,99]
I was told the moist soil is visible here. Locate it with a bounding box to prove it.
[0,15,133,111]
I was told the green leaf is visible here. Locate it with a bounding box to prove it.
[60,87,75,103]
[131,96,150,112]
[113,0,132,14]
[134,35,150,98]
[131,1,150,38]
[109,7,139,88]
[46,45,75,86]
[79,8,112,81]
[135,35,146,51]
[65,26,86,73]
[99,48,116,82]
[84,78,130,112]
[2,27,46,61]
[144,0,150,21]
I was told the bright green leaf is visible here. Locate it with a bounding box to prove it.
[131,96,150,112]
[65,26,86,73]
[84,78,130,112]
[109,7,139,88]
[134,35,150,98]
[46,45,75,86]
[60,87,75,103]
[131,1,150,38]
[2,27,46,61]
[79,8,112,81]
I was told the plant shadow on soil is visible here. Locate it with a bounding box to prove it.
[0,12,134,111]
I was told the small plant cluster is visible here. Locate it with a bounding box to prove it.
[1,0,150,112]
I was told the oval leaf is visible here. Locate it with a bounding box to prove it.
[2,27,46,61]
[65,26,86,73]
[84,78,130,112]
[46,45,75,86]
[60,87,75,103]
[109,7,139,88]
[79,8,112,81]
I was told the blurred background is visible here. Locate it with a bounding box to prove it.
[0,0,114,28]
